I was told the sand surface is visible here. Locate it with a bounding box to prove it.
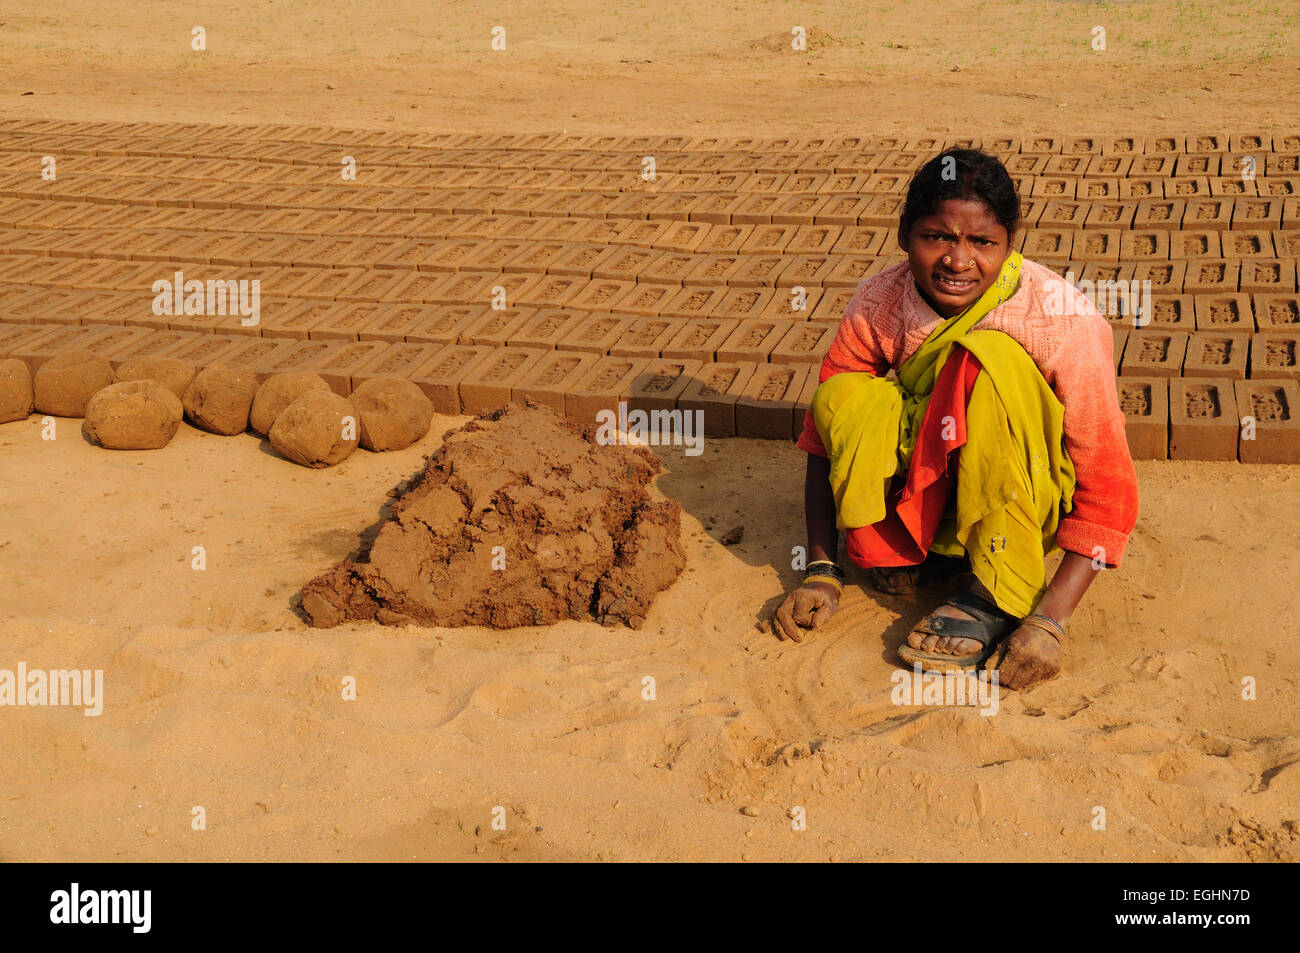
[2,0,1299,861]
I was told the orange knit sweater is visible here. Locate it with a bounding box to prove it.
[796,259,1140,565]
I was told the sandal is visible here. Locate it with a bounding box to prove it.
[866,554,967,596]
[897,590,1017,673]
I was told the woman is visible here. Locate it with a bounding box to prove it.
[772,149,1138,692]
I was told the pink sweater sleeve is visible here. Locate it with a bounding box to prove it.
[1041,314,1140,566]
[794,281,891,457]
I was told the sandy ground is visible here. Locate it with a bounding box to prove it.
[2,0,1299,861]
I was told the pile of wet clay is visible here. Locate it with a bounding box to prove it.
[298,402,684,630]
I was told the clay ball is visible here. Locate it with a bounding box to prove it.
[182,364,258,435]
[33,349,114,418]
[0,358,35,423]
[249,370,331,436]
[83,379,184,450]
[350,378,434,451]
[268,391,359,468]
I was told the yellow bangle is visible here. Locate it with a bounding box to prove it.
[803,574,843,594]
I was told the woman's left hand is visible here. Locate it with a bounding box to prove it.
[984,624,1062,691]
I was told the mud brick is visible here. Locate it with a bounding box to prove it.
[859,194,905,228]
[726,255,785,289]
[1169,377,1239,461]
[1208,174,1255,198]
[299,340,390,395]
[557,312,633,354]
[420,239,489,274]
[1282,198,1300,230]
[608,317,676,357]
[831,226,888,256]
[694,224,754,253]
[260,299,340,339]
[1184,332,1250,380]
[1019,228,1073,259]
[1070,229,1120,262]
[530,217,589,243]
[87,327,188,370]
[1084,200,1137,229]
[660,286,727,320]
[736,363,810,440]
[1030,177,1077,200]
[565,278,637,313]
[497,240,566,276]
[1253,294,1300,332]
[726,193,779,226]
[1132,198,1185,231]
[1218,231,1275,258]
[390,343,486,413]
[737,224,796,255]
[1184,198,1233,230]
[1231,196,1284,230]
[198,336,293,379]
[638,252,697,285]
[777,255,839,290]
[0,323,55,360]
[1116,230,1168,261]
[352,303,441,343]
[1111,327,1128,372]
[563,355,650,422]
[420,270,495,305]
[1116,377,1169,460]
[767,193,830,227]
[1128,264,1184,302]
[1239,258,1296,294]
[825,254,886,289]
[769,323,837,366]
[165,333,250,369]
[1171,230,1222,259]
[549,244,620,279]
[3,287,87,326]
[816,173,870,195]
[591,246,662,281]
[623,358,704,415]
[1078,178,1121,201]
[1174,154,1220,178]
[717,318,793,363]
[1130,152,1177,177]
[1184,260,1241,295]
[685,254,744,288]
[655,221,710,252]
[1142,295,1196,332]
[1194,293,1253,332]
[1187,133,1228,154]
[504,308,585,350]
[861,171,910,194]
[1120,330,1188,378]
[459,347,547,415]
[307,302,389,341]
[1274,134,1300,153]
[1117,177,1163,201]
[1233,379,1300,463]
[714,288,774,321]
[655,318,736,361]
[1084,154,1133,177]
[646,191,705,223]
[809,286,857,324]
[249,339,338,383]
[620,283,680,317]
[285,267,365,301]
[780,225,839,256]
[9,324,118,373]
[1250,334,1300,382]
[513,273,587,309]
[458,308,540,348]
[349,342,444,389]
[1036,200,1088,229]
[685,192,742,225]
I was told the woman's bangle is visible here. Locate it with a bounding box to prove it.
[803,573,843,594]
[805,559,845,583]
[1021,612,1066,643]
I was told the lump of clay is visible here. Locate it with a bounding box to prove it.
[268,391,359,468]
[32,349,114,418]
[83,380,184,450]
[298,402,685,630]
[115,356,197,400]
[350,378,433,451]
[249,370,331,436]
[182,364,258,436]
[0,358,34,423]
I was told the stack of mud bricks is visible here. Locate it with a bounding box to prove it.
[0,120,1298,458]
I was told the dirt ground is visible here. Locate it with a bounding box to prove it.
[2,0,1299,861]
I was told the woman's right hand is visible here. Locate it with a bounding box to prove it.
[772,581,840,642]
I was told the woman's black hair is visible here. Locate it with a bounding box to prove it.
[898,149,1020,243]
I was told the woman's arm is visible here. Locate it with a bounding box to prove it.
[1035,551,1099,624]
[804,453,839,563]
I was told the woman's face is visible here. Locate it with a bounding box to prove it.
[900,198,1013,318]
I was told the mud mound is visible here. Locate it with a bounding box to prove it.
[0,358,34,423]
[268,391,359,467]
[249,370,331,436]
[350,378,433,451]
[298,402,684,630]
[182,364,257,436]
[115,356,196,400]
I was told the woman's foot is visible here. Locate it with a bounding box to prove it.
[898,583,1016,671]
